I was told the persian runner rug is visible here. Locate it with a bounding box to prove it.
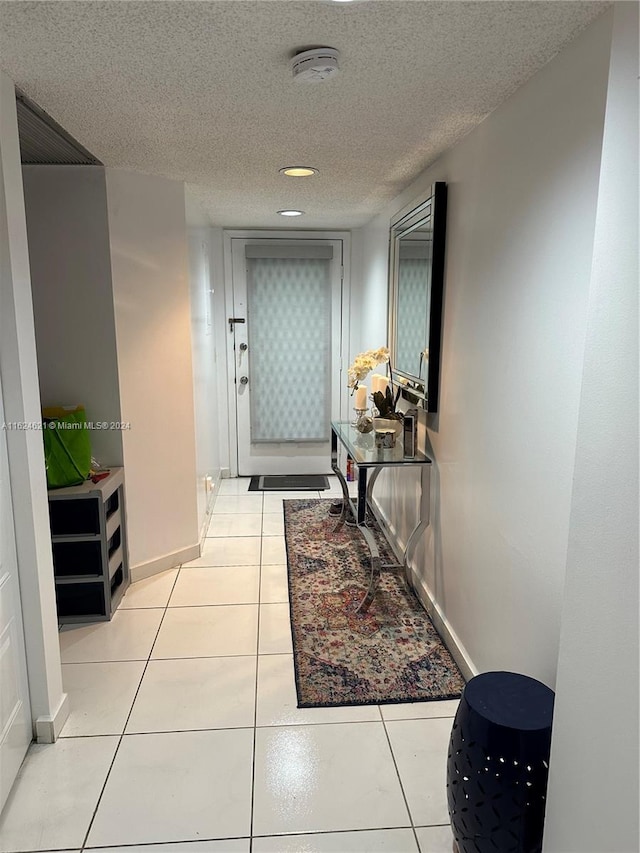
[284,499,465,707]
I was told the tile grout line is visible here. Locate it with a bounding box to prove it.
[60,713,424,738]
[250,824,431,841]
[82,835,247,851]
[78,567,182,852]
[248,491,265,853]
[379,713,421,852]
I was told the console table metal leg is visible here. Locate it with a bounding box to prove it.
[352,466,383,613]
[356,524,381,614]
[331,463,351,532]
[402,467,430,592]
[330,426,351,532]
[402,520,424,593]
[366,467,382,507]
[328,452,381,613]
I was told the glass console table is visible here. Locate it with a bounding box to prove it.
[330,420,432,613]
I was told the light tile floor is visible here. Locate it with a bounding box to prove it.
[0,477,457,853]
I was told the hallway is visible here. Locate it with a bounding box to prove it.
[0,478,457,853]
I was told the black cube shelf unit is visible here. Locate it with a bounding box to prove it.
[48,467,130,623]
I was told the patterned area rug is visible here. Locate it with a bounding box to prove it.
[284,499,465,707]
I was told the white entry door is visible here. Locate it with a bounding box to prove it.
[230,238,344,476]
[0,373,32,811]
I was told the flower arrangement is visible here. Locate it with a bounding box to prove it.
[347,346,402,421]
[347,346,390,389]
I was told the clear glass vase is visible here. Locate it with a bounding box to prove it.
[354,408,373,434]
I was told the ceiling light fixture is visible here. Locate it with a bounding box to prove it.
[277,209,305,217]
[279,166,319,177]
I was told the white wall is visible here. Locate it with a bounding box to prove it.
[357,10,613,684]
[22,166,123,466]
[358,217,388,352]
[0,71,67,741]
[210,227,231,475]
[543,3,639,850]
[106,169,199,578]
[186,211,220,535]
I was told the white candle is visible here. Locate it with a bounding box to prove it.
[378,376,390,395]
[371,375,380,394]
[354,385,367,408]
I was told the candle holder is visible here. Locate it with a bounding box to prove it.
[369,395,379,418]
[353,408,373,434]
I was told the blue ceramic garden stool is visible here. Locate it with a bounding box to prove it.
[446,671,554,853]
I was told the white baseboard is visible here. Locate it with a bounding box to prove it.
[35,692,69,743]
[373,503,477,683]
[406,566,477,683]
[199,470,221,544]
[130,544,201,583]
[199,514,210,544]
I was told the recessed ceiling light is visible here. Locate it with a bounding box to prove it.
[279,166,319,177]
[277,209,305,217]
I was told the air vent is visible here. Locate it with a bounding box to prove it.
[16,92,101,166]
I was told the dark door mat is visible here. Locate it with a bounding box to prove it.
[248,475,329,491]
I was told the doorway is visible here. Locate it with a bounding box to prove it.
[226,235,349,477]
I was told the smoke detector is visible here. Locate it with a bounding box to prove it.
[291,48,340,83]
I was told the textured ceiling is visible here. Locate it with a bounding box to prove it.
[0,1,607,229]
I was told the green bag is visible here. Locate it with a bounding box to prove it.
[42,405,91,489]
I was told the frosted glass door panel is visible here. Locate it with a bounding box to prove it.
[247,257,331,442]
[396,257,430,378]
[231,237,343,476]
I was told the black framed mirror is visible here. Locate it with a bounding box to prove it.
[388,182,447,412]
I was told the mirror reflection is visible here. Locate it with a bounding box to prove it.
[389,182,447,412]
[395,223,432,379]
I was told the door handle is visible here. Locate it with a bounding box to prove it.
[239,343,248,351]
[239,376,249,385]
